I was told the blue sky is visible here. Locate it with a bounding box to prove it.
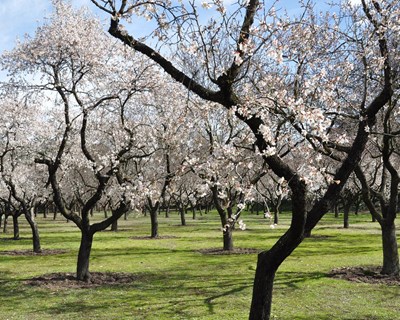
[0,0,359,56]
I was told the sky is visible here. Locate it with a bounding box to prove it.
[0,0,360,58]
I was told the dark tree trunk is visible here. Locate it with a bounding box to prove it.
[12,215,19,240]
[249,256,275,320]
[150,209,159,238]
[192,207,196,220]
[343,204,351,228]
[25,212,41,253]
[249,229,305,320]
[273,211,279,225]
[223,228,233,251]
[179,208,186,226]
[77,231,94,281]
[334,204,339,218]
[53,208,57,220]
[111,219,118,231]
[0,213,2,230]
[380,221,400,275]
[227,206,233,219]
[165,205,170,218]
[3,215,7,233]
[354,200,360,215]
[104,209,108,218]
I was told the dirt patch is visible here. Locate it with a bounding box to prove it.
[0,249,68,256]
[25,272,138,289]
[198,248,260,255]
[330,266,400,286]
[130,235,177,240]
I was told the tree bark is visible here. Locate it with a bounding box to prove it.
[111,219,118,231]
[77,231,94,281]
[380,221,400,275]
[343,204,351,229]
[12,214,19,240]
[25,212,41,253]
[179,208,186,226]
[223,228,233,251]
[249,254,275,320]
[334,204,339,218]
[150,209,159,238]
[3,215,7,233]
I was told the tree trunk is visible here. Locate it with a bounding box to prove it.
[273,211,279,225]
[334,204,339,218]
[179,208,186,226]
[12,215,19,240]
[76,231,94,282]
[3,215,7,233]
[192,207,196,220]
[343,204,350,228]
[380,221,400,275]
[249,252,276,320]
[223,228,233,251]
[165,205,170,218]
[150,209,158,238]
[0,213,2,230]
[354,200,360,215]
[111,219,118,231]
[303,229,312,238]
[25,212,41,253]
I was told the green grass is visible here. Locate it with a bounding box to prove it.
[0,211,399,319]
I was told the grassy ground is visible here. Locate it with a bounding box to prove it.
[0,211,399,319]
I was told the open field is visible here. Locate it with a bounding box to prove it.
[0,211,399,319]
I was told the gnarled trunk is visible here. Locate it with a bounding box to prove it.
[77,231,93,281]
[380,221,400,275]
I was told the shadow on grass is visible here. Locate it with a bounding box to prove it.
[275,271,327,290]
[204,282,251,314]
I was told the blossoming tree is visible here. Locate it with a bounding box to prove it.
[1,1,163,281]
[89,0,397,318]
